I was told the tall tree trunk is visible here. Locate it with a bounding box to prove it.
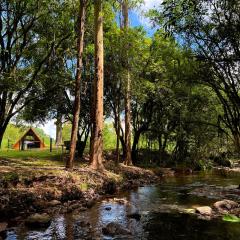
[66,0,87,169]
[131,129,142,165]
[55,112,63,146]
[122,0,133,166]
[0,128,5,149]
[115,102,121,165]
[90,0,104,170]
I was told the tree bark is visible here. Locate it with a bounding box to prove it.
[77,125,90,157]
[55,112,63,146]
[0,118,9,149]
[66,0,87,169]
[131,129,141,165]
[90,0,104,170]
[116,107,120,165]
[122,0,133,166]
[0,128,5,149]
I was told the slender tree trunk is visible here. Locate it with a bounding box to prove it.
[120,134,126,158]
[122,0,132,166]
[90,0,104,170]
[66,0,87,169]
[0,119,9,149]
[131,129,142,165]
[55,112,63,146]
[77,126,90,157]
[0,129,4,149]
[116,102,120,165]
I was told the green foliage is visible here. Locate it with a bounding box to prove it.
[151,0,240,155]
[62,123,72,141]
[1,0,236,169]
[222,214,240,223]
[103,123,116,151]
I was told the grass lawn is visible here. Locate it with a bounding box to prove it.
[0,148,68,167]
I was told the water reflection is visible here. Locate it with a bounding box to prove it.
[5,173,240,240]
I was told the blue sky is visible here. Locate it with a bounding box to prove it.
[129,10,157,36]
[41,0,160,138]
[130,0,160,36]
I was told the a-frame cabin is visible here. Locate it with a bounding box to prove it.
[13,127,45,150]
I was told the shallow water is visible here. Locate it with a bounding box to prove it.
[4,173,240,240]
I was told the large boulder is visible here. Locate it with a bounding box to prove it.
[25,213,51,228]
[195,206,212,215]
[102,222,131,236]
[213,199,239,213]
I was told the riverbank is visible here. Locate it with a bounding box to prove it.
[0,157,160,225]
[2,171,240,240]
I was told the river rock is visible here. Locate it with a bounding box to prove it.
[102,222,131,236]
[25,213,51,228]
[113,198,128,205]
[127,212,141,221]
[213,199,239,212]
[230,208,240,217]
[195,206,212,215]
[48,200,61,207]
[0,222,7,233]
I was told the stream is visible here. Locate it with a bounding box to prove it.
[4,172,240,240]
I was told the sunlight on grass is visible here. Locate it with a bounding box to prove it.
[0,148,66,167]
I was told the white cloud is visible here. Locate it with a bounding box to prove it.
[41,120,56,139]
[136,0,162,29]
[142,0,161,11]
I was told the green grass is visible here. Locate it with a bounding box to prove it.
[0,148,65,166]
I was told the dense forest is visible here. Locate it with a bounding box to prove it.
[1,0,240,169]
[0,0,240,239]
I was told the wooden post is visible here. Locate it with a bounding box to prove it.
[50,138,53,152]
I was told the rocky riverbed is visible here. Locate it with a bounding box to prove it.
[1,172,239,240]
[0,160,160,238]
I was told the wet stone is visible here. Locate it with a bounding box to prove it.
[195,206,212,216]
[213,199,239,212]
[25,213,51,228]
[48,200,61,207]
[102,222,131,236]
